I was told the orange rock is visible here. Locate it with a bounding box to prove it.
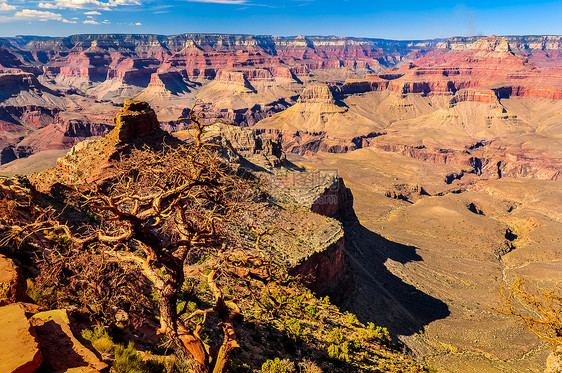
[0,303,42,373]
[0,254,27,305]
[30,309,108,373]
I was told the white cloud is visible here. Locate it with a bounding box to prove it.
[134,21,141,25]
[38,2,58,9]
[84,10,101,14]
[83,18,99,24]
[38,0,141,11]
[15,9,64,20]
[185,0,247,3]
[0,3,16,11]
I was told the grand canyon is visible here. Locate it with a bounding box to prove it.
[0,32,560,373]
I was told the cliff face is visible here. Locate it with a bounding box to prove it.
[0,33,444,97]
[382,36,562,100]
[289,236,347,295]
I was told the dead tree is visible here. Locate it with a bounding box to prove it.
[37,143,254,373]
[176,100,229,149]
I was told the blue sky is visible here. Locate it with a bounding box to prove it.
[0,0,560,40]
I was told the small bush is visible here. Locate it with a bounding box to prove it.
[260,357,296,373]
[113,342,146,373]
[285,318,303,341]
[344,311,359,326]
[81,325,111,343]
[298,360,323,373]
[92,337,114,354]
[26,279,44,303]
[327,344,339,360]
[304,304,317,318]
[326,328,345,344]
[327,341,352,363]
[360,322,391,345]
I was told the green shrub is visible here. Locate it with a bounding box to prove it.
[327,344,339,360]
[360,322,391,344]
[326,328,345,344]
[285,318,303,341]
[260,357,296,373]
[298,360,323,373]
[113,342,146,373]
[81,325,111,343]
[327,341,352,363]
[25,279,44,303]
[339,341,352,362]
[344,311,359,326]
[92,337,114,354]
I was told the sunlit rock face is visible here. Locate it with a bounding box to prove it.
[113,100,160,141]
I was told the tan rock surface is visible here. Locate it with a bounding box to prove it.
[30,309,108,373]
[0,303,42,373]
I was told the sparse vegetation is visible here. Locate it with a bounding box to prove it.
[260,358,296,373]
[113,342,146,373]
[495,276,562,346]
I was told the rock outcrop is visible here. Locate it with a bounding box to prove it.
[289,235,346,295]
[0,254,27,305]
[33,99,354,304]
[32,101,168,188]
[113,100,161,142]
[202,123,287,170]
[30,309,108,372]
[297,84,336,105]
[0,303,42,373]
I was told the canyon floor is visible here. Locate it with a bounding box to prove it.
[292,148,561,372]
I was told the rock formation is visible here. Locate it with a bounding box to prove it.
[32,100,167,187]
[0,254,27,305]
[0,303,43,373]
[30,309,108,372]
[113,100,161,141]
[31,102,353,301]
[0,33,560,172]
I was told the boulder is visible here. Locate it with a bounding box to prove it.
[0,254,27,305]
[0,303,42,373]
[30,309,108,372]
